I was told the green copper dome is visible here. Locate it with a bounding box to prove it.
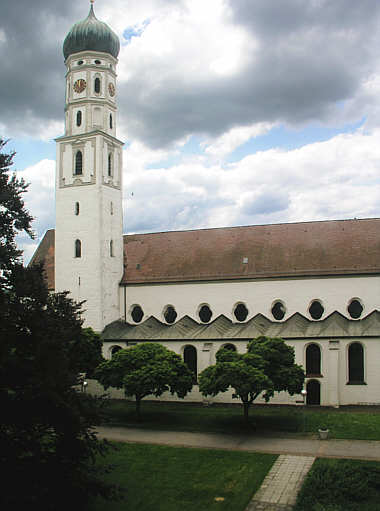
[63,4,120,60]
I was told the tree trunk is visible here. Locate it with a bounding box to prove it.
[135,397,142,422]
[243,401,250,424]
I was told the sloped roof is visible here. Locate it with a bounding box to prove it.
[30,218,380,288]
[123,218,380,284]
[28,229,55,290]
[101,310,380,341]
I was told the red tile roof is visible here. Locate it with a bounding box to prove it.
[31,218,380,289]
[29,229,55,289]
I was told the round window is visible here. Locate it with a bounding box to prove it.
[164,305,177,324]
[233,303,248,322]
[131,305,144,323]
[309,300,324,320]
[348,299,363,319]
[77,60,84,65]
[95,59,101,65]
[198,304,212,323]
[271,301,286,320]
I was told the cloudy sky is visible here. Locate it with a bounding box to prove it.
[2,0,380,262]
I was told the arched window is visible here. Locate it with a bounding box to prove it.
[111,346,122,358]
[108,153,112,177]
[76,110,82,127]
[306,343,321,376]
[110,240,114,257]
[164,305,177,324]
[223,343,236,352]
[109,114,113,129]
[75,239,81,258]
[184,345,197,382]
[198,304,212,323]
[348,343,365,384]
[75,150,83,175]
[94,77,101,94]
[75,202,80,215]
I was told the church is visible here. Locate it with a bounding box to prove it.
[31,2,380,407]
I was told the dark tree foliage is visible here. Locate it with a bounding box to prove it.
[199,336,305,423]
[96,343,194,420]
[0,139,34,274]
[0,141,119,509]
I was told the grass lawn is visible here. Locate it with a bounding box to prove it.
[294,458,380,511]
[92,443,276,511]
[101,399,380,440]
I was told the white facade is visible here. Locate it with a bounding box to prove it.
[55,49,124,332]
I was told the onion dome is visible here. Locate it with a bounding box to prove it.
[63,3,120,60]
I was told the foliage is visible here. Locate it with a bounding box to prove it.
[96,343,194,419]
[0,141,119,509]
[93,442,276,511]
[77,327,105,377]
[199,336,305,422]
[0,138,33,274]
[294,458,380,511]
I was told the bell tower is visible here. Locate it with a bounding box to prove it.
[55,1,124,331]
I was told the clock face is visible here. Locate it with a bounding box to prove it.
[108,83,115,97]
[73,79,87,93]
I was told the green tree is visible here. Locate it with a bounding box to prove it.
[96,343,194,420]
[199,336,305,423]
[0,141,119,509]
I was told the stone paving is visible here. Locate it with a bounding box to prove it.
[246,455,315,511]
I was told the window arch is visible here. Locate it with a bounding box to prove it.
[110,240,114,257]
[183,345,197,382]
[109,113,113,129]
[222,343,237,352]
[306,343,321,376]
[75,150,83,175]
[108,153,113,177]
[75,202,80,215]
[75,239,81,258]
[94,77,101,94]
[76,110,82,127]
[111,345,122,358]
[348,342,365,384]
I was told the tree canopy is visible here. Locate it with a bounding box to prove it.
[0,140,118,509]
[199,336,305,423]
[96,343,194,419]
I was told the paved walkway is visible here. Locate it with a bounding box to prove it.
[246,455,315,511]
[96,426,380,461]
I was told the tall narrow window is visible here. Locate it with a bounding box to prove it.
[75,239,82,258]
[109,113,113,129]
[348,343,365,384]
[75,151,83,175]
[108,153,112,176]
[94,77,101,93]
[306,343,321,376]
[76,110,82,127]
[110,240,114,257]
[184,345,197,382]
[75,202,80,215]
[110,201,114,215]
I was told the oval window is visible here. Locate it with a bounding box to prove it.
[271,301,286,320]
[348,299,363,319]
[95,59,101,65]
[233,303,248,322]
[309,300,324,320]
[164,305,177,324]
[198,304,212,323]
[131,305,144,323]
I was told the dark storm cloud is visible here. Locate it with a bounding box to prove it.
[118,0,380,147]
[0,0,83,135]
